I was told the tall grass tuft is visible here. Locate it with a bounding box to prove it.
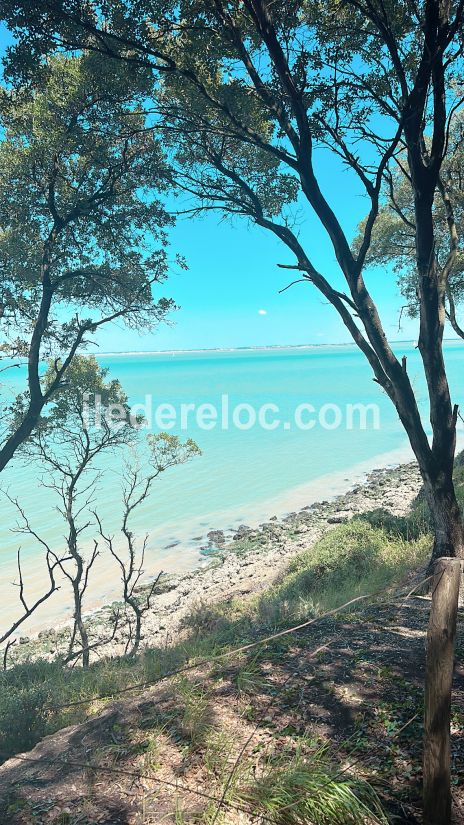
[239,745,388,824]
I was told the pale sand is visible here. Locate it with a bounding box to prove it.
[6,460,422,663]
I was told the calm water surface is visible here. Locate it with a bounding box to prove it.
[1,343,463,629]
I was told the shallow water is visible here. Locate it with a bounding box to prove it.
[1,342,463,632]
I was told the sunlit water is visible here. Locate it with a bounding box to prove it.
[1,342,463,632]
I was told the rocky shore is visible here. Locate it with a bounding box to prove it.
[13,461,422,664]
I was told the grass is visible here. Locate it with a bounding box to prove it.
[179,522,431,655]
[167,733,387,825]
[173,676,213,748]
[256,519,430,623]
[4,464,463,823]
[0,499,434,765]
[239,743,388,825]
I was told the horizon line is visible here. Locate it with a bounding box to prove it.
[89,339,437,357]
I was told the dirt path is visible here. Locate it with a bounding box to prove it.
[1,582,462,825]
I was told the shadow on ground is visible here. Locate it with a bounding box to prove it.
[0,587,462,824]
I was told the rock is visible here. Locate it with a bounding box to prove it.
[260,522,284,533]
[233,525,252,540]
[236,524,250,534]
[12,458,422,667]
[38,630,48,639]
[206,529,226,545]
[327,514,349,524]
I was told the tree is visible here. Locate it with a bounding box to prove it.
[96,433,200,657]
[0,51,177,472]
[0,535,68,652]
[10,356,139,666]
[4,356,201,665]
[2,4,464,571]
[357,113,464,336]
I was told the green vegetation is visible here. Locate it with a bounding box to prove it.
[0,52,175,471]
[357,109,464,335]
[264,520,429,619]
[0,482,437,790]
[0,2,463,820]
[2,464,464,820]
[239,743,388,825]
[0,518,429,752]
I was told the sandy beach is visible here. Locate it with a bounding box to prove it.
[9,460,423,664]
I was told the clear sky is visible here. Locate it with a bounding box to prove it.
[0,25,423,353]
[94,133,423,352]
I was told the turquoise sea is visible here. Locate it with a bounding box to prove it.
[1,342,464,631]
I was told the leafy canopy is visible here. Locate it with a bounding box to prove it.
[356,114,464,323]
[0,51,176,362]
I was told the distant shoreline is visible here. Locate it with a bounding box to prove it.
[92,338,464,358]
[3,338,463,365]
[93,344,355,357]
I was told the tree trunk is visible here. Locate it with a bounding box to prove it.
[126,599,142,657]
[0,403,44,472]
[75,592,90,668]
[423,474,464,570]
[68,578,90,668]
[423,557,461,825]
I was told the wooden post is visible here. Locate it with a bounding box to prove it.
[423,556,461,825]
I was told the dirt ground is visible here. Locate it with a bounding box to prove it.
[0,577,462,825]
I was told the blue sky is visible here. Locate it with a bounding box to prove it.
[0,24,421,353]
[98,151,420,352]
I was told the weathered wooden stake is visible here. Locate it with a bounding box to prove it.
[423,556,461,825]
